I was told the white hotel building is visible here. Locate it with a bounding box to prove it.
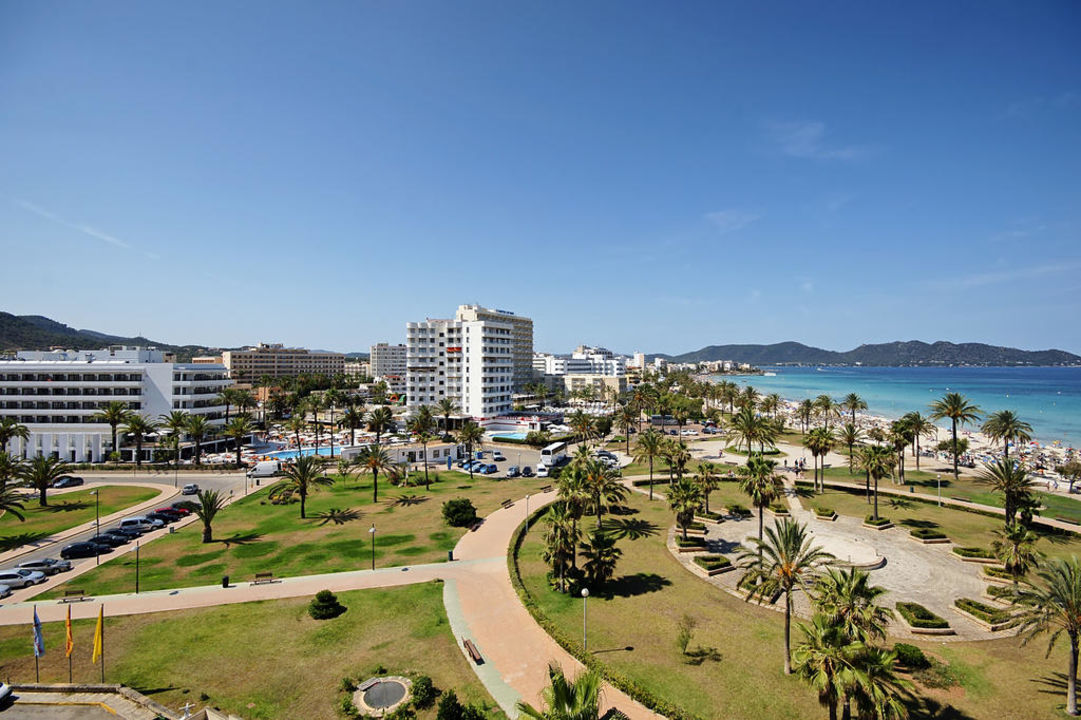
[406,306,527,419]
[0,347,231,462]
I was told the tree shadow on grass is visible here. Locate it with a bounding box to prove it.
[132,685,180,696]
[887,497,913,511]
[1031,671,1069,695]
[0,531,51,552]
[42,500,90,513]
[601,572,671,599]
[683,646,722,665]
[900,518,940,530]
[704,538,742,554]
[313,508,362,525]
[903,696,978,720]
[603,517,659,540]
[392,495,429,507]
[217,532,264,547]
[607,505,639,516]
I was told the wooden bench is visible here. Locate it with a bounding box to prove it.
[951,496,969,503]
[540,485,552,493]
[463,639,483,664]
[60,589,87,603]
[358,679,379,692]
[500,499,514,509]
[251,572,275,585]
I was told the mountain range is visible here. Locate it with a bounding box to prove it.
[651,341,1081,367]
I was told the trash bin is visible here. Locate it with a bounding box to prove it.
[222,575,229,588]
[448,550,454,562]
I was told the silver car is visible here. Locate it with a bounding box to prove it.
[0,584,10,599]
[0,569,46,588]
[17,558,73,575]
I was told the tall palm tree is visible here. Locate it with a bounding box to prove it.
[848,645,911,720]
[860,445,895,521]
[516,665,602,720]
[841,393,867,427]
[993,522,1042,585]
[215,388,240,424]
[839,423,863,475]
[542,502,579,593]
[814,394,837,430]
[0,484,26,522]
[929,392,982,482]
[194,489,226,543]
[901,411,937,470]
[982,410,1034,461]
[813,567,892,643]
[663,440,692,483]
[354,445,392,503]
[92,401,134,458]
[580,528,622,587]
[668,477,701,542]
[692,461,720,514]
[737,454,784,557]
[887,421,912,485]
[435,398,459,437]
[739,385,760,412]
[0,452,23,490]
[338,406,365,447]
[185,415,212,466]
[739,518,832,674]
[366,406,396,448]
[324,388,344,457]
[760,393,782,420]
[284,415,307,452]
[557,467,590,570]
[797,399,815,434]
[728,406,761,455]
[567,409,595,447]
[977,458,1037,527]
[0,418,30,454]
[793,615,849,720]
[582,458,625,528]
[616,405,636,456]
[407,405,436,489]
[223,416,253,467]
[19,455,70,506]
[159,410,190,468]
[272,455,333,518]
[455,421,485,479]
[804,427,834,493]
[1011,557,1081,715]
[122,414,159,467]
[306,395,325,453]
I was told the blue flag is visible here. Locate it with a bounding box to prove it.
[32,606,45,658]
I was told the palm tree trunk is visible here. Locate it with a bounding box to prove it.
[1069,633,1078,716]
[952,419,959,481]
[39,486,47,506]
[873,475,879,521]
[865,469,871,503]
[783,591,792,674]
[235,442,241,467]
[203,522,212,543]
[596,492,603,529]
[136,439,142,467]
[373,470,379,503]
[758,507,764,562]
[423,439,430,489]
[829,695,838,720]
[915,436,921,470]
[648,459,654,500]
[300,490,306,519]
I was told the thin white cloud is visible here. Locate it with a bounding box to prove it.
[12,198,157,259]
[800,281,814,293]
[705,209,761,235]
[765,121,868,161]
[929,261,1081,291]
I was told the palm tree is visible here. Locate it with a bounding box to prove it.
[693,461,720,514]
[739,385,760,411]
[324,389,344,458]
[887,421,912,485]
[185,415,212,466]
[760,393,782,420]
[982,410,1034,461]
[285,415,307,452]
[367,406,396,448]
[993,522,1042,585]
[455,421,484,479]
[338,406,365,447]
[815,394,837,430]
[737,454,784,556]
[580,528,622,587]
[0,452,23,490]
[19,455,70,506]
[273,455,333,518]
[929,392,982,482]
[797,399,815,434]
[901,411,937,470]
[122,414,159,468]
[793,615,849,720]
[557,468,590,570]
[805,427,835,493]
[663,440,692,483]
[159,410,190,468]
[0,418,30,454]
[728,406,761,455]
[92,401,134,458]
[738,518,832,674]
[215,388,240,424]
[516,665,602,720]
[841,393,867,427]
[567,409,595,447]
[668,477,701,542]
[306,395,325,453]
[0,484,26,522]
[194,489,226,543]
[848,645,911,720]
[977,458,1037,527]
[542,502,579,593]
[839,423,862,475]
[407,406,436,489]
[616,405,636,456]
[814,567,892,643]
[860,445,895,521]
[1011,557,1081,715]
[582,459,626,528]
[435,398,459,437]
[354,445,392,503]
[223,416,253,467]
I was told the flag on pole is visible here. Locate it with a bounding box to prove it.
[32,606,45,658]
[65,605,74,658]
[91,605,103,663]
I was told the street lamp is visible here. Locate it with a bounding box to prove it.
[525,493,530,517]
[581,588,589,652]
[91,489,100,565]
[135,541,140,594]
[369,523,376,571]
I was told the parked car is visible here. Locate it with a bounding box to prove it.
[60,542,112,560]
[171,501,198,513]
[0,569,46,588]
[492,452,506,462]
[506,465,520,478]
[106,527,143,540]
[481,464,498,475]
[0,584,10,599]
[522,466,534,477]
[181,483,200,495]
[89,533,127,547]
[536,464,550,478]
[51,475,84,488]
[147,511,178,525]
[155,507,187,519]
[16,558,72,575]
[118,517,161,534]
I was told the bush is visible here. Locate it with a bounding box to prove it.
[697,510,724,521]
[436,690,463,720]
[896,602,949,629]
[339,676,357,693]
[726,504,751,517]
[412,675,437,709]
[952,546,994,559]
[338,695,359,719]
[675,536,705,548]
[309,589,346,620]
[986,584,1012,599]
[680,521,707,531]
[910,527,947,540]
[813,506,834,517]
[955,598,1011,624]
[442,498,478,527]
[386,705,416,720]
[769,503,788,514]
[692,554,731,571]
[984,565,1012,580]
[893,643,930,669]
[461,705,485,720]
[864,515,891,526]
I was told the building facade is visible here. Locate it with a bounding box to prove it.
[454,305,533,391]
[370,343,407,378]
[220,343,345,381]
[0,347,231,461]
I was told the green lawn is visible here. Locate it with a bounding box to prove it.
[0,582,500,720]
[41,471,553,598]
[0,486,159,551]
[516,491,1074,720]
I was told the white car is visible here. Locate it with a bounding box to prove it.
[0,569,46,589]
[17,558,72,575]
[0,584,11,599]
[536,464,550,478]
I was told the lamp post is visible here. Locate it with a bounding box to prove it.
[937,474,942,506]
[369,523,376,571]
[581,588,589,652]
[91,489,100,565]
[135,541,140,594]
[525,493,530,517]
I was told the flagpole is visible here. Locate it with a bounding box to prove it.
[100,604,105,683]
[34,654,39,684]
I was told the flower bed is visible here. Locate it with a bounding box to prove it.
[674,535,706,552]
[726,504,752,518]
[695,510,724,523]
[985,584,1013,604]
[766,503,789,517]
[909,527,950,544]
[952,546,998,564]
[953,598,1015,631]
[692,554,734,576]
[983,565,1013,583]
[862,515,894,530]
[813,506,837,521]
[896,602,952,633]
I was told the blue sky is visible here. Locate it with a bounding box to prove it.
[2,1,1079,354]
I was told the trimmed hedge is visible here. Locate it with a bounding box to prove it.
[986,584,1012,600]
[680,521,707,532]
[692,554,732,571]
[864,515,891,527]
[983,565,1013,580]
[768,503,788,514]
[675,536,706,548]
[896,602,949,629]
[893,643,930,670]
[910,527,948,540]
[697,510,724,521]
[955,598,1011,625]
[727,504,752,518]
[953,546,994,559]
[508,506,706,720]
[632,478,672,488]
[813,506,835,517]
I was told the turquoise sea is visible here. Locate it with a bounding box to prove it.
[714,366,1081,448]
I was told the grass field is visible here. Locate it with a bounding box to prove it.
[516,491,1074,720]
[41,470,553,598]
[0,583,500,720]
[0,486,159,551]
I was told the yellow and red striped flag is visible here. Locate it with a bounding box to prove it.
[65,605,74,658]
[91,605,103,663]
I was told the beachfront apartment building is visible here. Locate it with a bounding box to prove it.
[370,343,407,378]
[406,312,517,419]
[533,348,626,377]
[0,347,231,462]
[220,343,345,381]
[454,305,534,392]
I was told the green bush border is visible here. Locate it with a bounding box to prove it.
[910,528,948,540]
[863,515,891,527]
[692,554,731,571]
[508,506,705,720]
[896,602,949,629]
[955,597,1011,624]
[952,546,994,559]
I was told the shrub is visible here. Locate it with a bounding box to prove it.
[676,614,697,655]
[339,676,357,693]
[910,527,947,540]
[461,705,485,720]
[813,506,834,517]
[864,515,891,526]
[893,643,930,669]
[309,590,346,620]
[386,705,417,720]
[984,565,1012,580]
[338,695,360,719]
[726,504,751,517]
[412,675,437,709]
[436,690,463,720]
[697,510,724,521]
[680,521,707,531]
[955,598,1011,625]
[675,536,705,548]
[896,602,949,629]
[442,498,478,527]
[986,584,1012,599]
[769,503,788,514]
[952,546,994,559]
[692,554,731,571]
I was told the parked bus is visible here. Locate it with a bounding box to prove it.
[540,441,568,467]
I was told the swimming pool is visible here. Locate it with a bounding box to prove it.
[491,432,528,440]
[266,446,340,460]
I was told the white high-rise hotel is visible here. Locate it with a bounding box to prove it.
[406,305,533,419]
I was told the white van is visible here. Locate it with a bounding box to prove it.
[247,460,282,479]
[118,516,162,533]
[536,464,550,478]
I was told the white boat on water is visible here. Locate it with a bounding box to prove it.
[763,372,777,377]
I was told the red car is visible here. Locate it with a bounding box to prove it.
[156,507,188,519]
